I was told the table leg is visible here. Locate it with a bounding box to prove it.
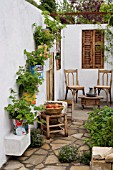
[72,99,74,120]
[64,114,68,137]
[46,116,50,139]
[82,105,84,109]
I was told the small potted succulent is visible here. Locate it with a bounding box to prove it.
[4,89,44,135]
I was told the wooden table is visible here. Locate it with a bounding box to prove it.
[39,112,68,139]
[78,95,103,109]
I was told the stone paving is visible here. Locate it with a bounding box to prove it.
[1,101,100,170]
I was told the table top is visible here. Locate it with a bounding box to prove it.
[78,95,103,99]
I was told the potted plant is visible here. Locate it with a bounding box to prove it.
[16,66,44,99]
[33,11,65,50]
[33,24,55,49]
[24,48,51,69]
[4,89,44,135]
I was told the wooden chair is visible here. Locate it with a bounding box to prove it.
[64,69,85,103]
[94,69,113,104]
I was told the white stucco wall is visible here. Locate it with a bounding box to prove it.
[54,30,65,100]
[0,0,50,167]
[60,24,113,100]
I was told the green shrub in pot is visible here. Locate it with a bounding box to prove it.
[4,89,44,125]
[24,48,51,67]
[16,66,44,98]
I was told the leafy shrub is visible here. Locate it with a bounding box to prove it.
[85,106,113,147]
[30,128,45,147]
[58,145,78,163]
[80,150,92,165]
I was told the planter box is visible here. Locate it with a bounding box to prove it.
[4,132,30,156]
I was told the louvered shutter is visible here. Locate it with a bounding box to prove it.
[94,30,104,68]
[82,30,93,68]
[82,30,104,69]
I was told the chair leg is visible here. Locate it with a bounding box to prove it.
[105,90,109,105]
[65,88,68,100]
[109,89,112,104]
[76,91,78,103]
[98,89,101,95]
[82,88,85,95]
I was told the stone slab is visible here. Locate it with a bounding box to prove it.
[105,153,113,163]
[91,160,111,170]
[70,166,90,170]
[92,147,113,160]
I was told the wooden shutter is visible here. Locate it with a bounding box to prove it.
[82,30,93,68]
[94,30,104,68]
[82,30,104,69]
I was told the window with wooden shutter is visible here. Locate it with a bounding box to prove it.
[82,30,104,69]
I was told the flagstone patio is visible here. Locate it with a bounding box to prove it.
[1,101,111,170]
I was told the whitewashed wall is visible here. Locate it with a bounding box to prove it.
[54,30,64,100]
[0,0,50,167]
[56,24,113,101]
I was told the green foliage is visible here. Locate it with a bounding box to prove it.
[71,0,104,24]
[80,150,92,165]
[55,52,61,60]
[4,89,44,125]
[99,2,113,65]
[25,0,39,8]
[24,48,51,66]
[85,106,113,147]
[56,0,75,24]
[33,24,55,48]
[103,26,113,65]
[33,12,65,49]
[30,128,45,147]
[100,2,113,23]
[16,66,44,96]
[38,0,57,13]
[58,145,78,163]
[43,11,65,41]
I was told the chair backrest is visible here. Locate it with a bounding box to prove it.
[97,69,113,87]
[64,69,79,86]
